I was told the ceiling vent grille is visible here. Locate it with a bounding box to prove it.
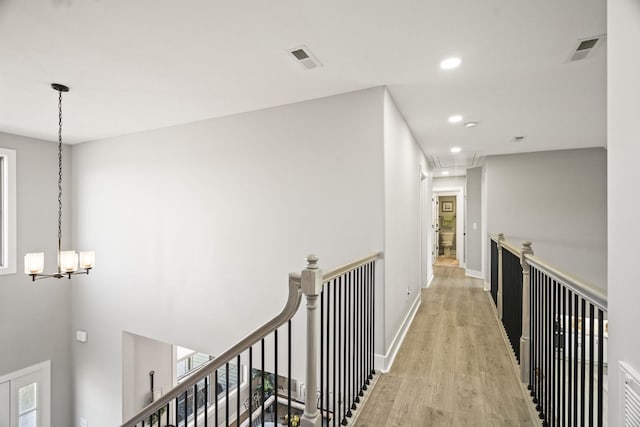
[288,45,323,70]
[570,36,604,62]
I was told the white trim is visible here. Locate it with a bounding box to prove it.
[374,295,421,373]
[432,186,465,268]
[484,280,491,292]
[465,269,483,280]
[0,148,16,275]
[0,360,51,427]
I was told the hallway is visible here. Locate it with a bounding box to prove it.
[354,266,533,426]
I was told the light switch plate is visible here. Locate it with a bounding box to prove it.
[76,330,88,343]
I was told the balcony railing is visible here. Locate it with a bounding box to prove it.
[490,234,607,426]
[121,252,382,427]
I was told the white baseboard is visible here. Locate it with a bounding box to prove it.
[484,280,491,292]
[465,269,483,280]
[374,295,421,373]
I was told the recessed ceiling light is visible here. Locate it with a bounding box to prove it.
[440,57,462,70]
[465,122,478,128]
[448,115,463,123]
[450,147,462,153]
[442,171,450,176]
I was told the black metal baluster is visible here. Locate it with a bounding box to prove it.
[237,354,241,427]
[588,304,595,427]
[194,383,198,427]
[175,396,179,427]
[333,278,338,427]
[166,402,170,427]
[567,289,573,427]
[354,268,360,405]
[597,310,604,427]
[320,283,325,422]
[226,362,230,427]
[204,376,208,427]
[530,267,536,397]
[370,261,376,380]
[573,293,579,427]
[288,320,292,427]
[249,347,253,427]
[553,279,558,427]
[215,370,219,427]
[261,338,265,427]
[346,270,353,418]
[339,275,345,426]
[326,282,331,425]
[546,274,551,425]
[535,268,542,415]
[274,330,278,427]
[581,298,586,426]
[561,285,566,426]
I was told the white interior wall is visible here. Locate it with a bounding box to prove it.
[381,90,428,367]
[465,167,482,275]
[607,1,640,424]
[122,332,173,421]
[0,132,73,427]
[485,148,607,289]
[70,88,386,426]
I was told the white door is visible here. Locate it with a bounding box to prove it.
[0,361,50,427]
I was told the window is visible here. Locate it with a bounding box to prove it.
[18,383,37,427]
[175,347,245,427]
[0,148,16,275]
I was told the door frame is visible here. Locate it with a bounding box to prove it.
[0,360,51,427]
[432,186,465,268]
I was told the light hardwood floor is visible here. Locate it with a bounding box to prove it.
[354,266,534,427]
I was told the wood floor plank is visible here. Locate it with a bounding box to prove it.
[353,266,534,427]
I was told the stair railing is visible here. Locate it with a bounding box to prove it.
[121,252,381,427]
[490,234,608,426]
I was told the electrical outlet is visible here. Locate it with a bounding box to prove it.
[79,418,88,427]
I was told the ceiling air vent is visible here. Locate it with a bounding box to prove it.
[288,45,323,70]
[570,35,604,62]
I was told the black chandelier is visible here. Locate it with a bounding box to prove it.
[24,83,95,281]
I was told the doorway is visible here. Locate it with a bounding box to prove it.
[432,187,464,268]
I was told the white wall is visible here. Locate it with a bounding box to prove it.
[381,90,428,365]
[70,88,386,426]
[485,148,607,288]
[122,332,173,420]
[433,175,466,189]
[607,0,640,424]
[465,167,482,275]
[0,132,73,427]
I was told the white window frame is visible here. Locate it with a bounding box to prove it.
[0,147,17,275]
[0,360,51,427]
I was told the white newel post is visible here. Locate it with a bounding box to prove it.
[497,233,505,319]
[301,255,322,427]
[520,241,533,383]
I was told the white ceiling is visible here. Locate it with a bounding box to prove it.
[0,0,606,168]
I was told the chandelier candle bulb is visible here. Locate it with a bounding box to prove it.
[60,251,79,273]
[24,253,44,275]
[80,251,95,269]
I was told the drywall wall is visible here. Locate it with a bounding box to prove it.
[122,332,173,420]
[382,90,428,358]
[466,167,482,274]
[607,0,640,424]
[485,148,607,288]
[0,132,73,427]
[70,88,386,426]
[433,175,466,189]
